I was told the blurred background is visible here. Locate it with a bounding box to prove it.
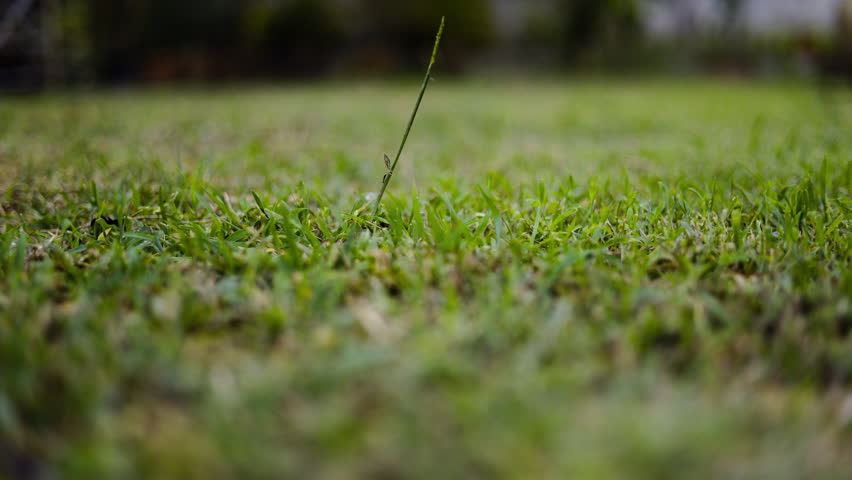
[0,0,851,91]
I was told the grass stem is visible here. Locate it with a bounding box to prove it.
[372,16,444,219]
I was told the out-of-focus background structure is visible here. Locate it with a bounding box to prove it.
[1,0,851,90]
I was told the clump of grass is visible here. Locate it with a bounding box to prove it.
[372,16,445,219]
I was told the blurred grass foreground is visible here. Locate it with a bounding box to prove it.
[1,79,851,478]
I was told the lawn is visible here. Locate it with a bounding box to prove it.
[1,80,851,479]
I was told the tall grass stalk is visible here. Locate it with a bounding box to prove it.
[372,16,445,219]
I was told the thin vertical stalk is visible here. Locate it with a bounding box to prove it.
[372,16,444,219]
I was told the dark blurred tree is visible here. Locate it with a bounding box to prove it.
[259,0,344,75]
[0,0,36,49]
[824,0,852,82]
[359,0,495,71]
[838,0,852,52]
[51,0,93,84]
[719,0,743,24]
[86,0,347,80]
[0,0,40,90]
[557,0,643,67]
[87,0,142,79]
[88,0,243,80]
[719,0,745,33]
[142,0,239,50]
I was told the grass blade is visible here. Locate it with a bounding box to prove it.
[372,16,445,219]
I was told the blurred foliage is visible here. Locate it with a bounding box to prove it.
[514,0,646,71]
[3,0,852,84]
[557,0,643,67]
[358,0,494,70]
[79,0,494,81]
[244,0,345,76]
[88,0,247,80]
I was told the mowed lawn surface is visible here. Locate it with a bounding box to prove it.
[1,80,851,478]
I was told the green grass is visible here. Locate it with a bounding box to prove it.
[1,80,851,479]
